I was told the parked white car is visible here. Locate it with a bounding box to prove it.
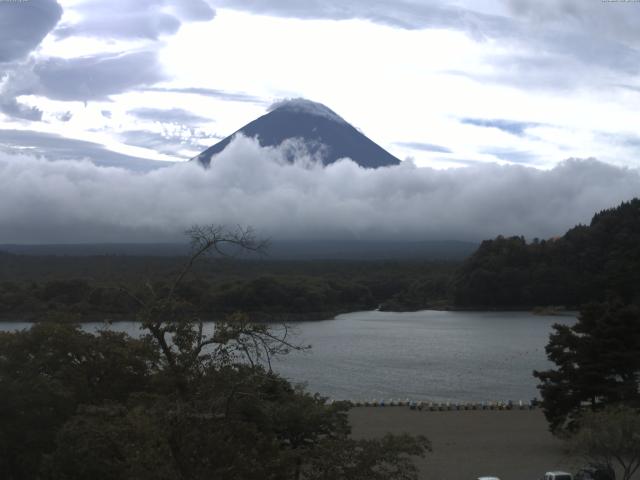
[543,471,573,480]
[477,477,501,480]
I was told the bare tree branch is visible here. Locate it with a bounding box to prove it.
[129,224,305,394]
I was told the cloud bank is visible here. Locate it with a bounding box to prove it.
[1,135,638,244]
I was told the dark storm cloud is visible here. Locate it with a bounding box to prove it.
[0,135,638,244]
[0,129,171,171]
[142,87,266,104]
[395,142,452,154]
[54,0,215,40]
[461,118,538,137]
[0,0,62,63]
[128,108,210,125]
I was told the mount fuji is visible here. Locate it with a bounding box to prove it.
[194,99,401,168]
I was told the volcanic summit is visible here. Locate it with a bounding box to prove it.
[195,99,401,168]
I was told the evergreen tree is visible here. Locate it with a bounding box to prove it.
[454,198,640,308]
[534,300,640,434]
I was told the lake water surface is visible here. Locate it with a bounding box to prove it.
[1,310,574,403]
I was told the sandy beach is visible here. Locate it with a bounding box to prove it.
[349,407,578,480]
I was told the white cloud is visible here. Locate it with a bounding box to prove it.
[0,135,638,244]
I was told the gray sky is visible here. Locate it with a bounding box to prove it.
[1,1,639,242]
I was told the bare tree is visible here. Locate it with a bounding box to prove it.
[120,225,305,394]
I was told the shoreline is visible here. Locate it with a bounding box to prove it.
[0,306,578,323]
[0,310,345,323]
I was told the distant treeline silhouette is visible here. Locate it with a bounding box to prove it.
[0,256,455,321]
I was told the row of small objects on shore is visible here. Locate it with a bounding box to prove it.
[326,399,539,410]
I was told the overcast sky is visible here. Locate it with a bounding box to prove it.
[1,0,640,243]
[2,0,640,168]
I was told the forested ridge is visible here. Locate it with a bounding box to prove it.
[4,198,639,318]
[0,255,456,321]
[453,198,640,308]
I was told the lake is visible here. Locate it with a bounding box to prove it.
[0,310,573,403]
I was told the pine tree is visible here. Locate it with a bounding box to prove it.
[534,300,640,434]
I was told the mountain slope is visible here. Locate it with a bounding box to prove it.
[195,99,401,168]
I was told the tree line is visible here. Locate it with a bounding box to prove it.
[453,199,640,308]
[0,258,456,321]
